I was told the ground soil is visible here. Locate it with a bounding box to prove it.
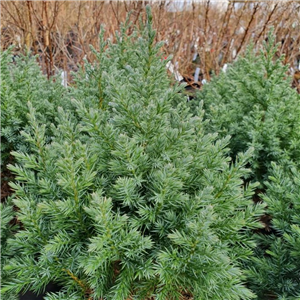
[1,169,14,202]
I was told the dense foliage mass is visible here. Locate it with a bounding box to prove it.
[246,162,300,299]
[198,33,300,183]
[196,32,300,300]
[1,199,18,300]
[1,8,263,300]
[2,7,300,300]
[0,49,70,170]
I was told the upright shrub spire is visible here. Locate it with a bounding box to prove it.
[2,7,263,300]
[246,162,300,299]
[0,48,70,171]
[199,30,300,183]
[196,29,300,299]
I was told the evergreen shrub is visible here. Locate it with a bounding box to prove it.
[2,7,263,300]
[0,49,70,170]
[198,32,300,183]
[1,199,18,300]
[194,30,300,299]
[246,162,300,299]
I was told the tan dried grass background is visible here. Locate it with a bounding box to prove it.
[1,0,300,83]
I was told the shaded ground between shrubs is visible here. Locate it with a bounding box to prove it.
[1,169,13,202]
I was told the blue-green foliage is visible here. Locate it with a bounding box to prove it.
[198,32,300,183]
[195,30,300,299]
[246,162,300,299]
[0,49,70,169]
[2,7,263,300]
[1,199,18,300]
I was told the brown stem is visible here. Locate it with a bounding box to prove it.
[255,3,278,47]
[235,3,260,59]
[110,1,120,24]
[214,1,234,73]
[221,2,247,66]
[1,3,26,32]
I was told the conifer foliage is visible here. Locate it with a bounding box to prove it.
[2,7,263,300]
[0,49,69,169]
[199,32,300,183]
[196,30,300,299]
[1,199,18,300]
[246,162,300,299]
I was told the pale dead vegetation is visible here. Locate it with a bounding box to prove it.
[1,0,300,84]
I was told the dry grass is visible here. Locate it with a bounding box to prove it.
[1,0,300,82]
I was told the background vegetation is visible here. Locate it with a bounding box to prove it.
[1,0,300,85]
